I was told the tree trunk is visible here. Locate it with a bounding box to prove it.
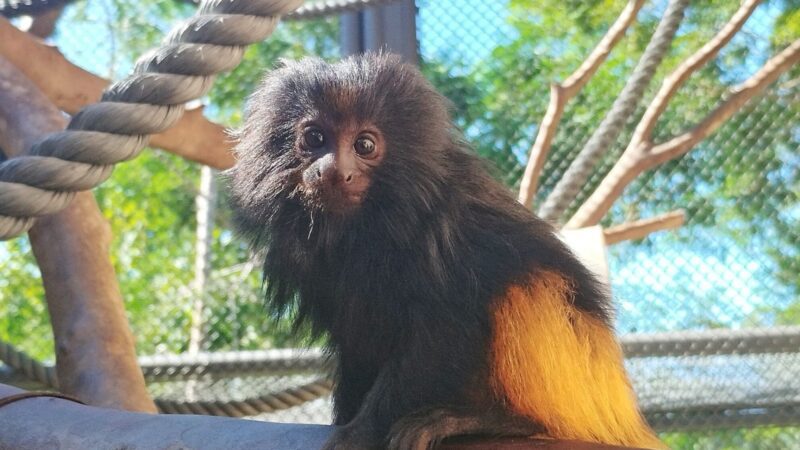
[0,56,156,412]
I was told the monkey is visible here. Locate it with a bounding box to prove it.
[228,52,665,450]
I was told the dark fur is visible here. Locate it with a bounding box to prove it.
[229,53,610,448]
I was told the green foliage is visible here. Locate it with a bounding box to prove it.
[0,239,51,360]
[94,151,197,354]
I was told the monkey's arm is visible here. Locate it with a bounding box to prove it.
[323,311,501,450]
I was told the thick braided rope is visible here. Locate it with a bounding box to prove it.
[537,0,691,222]
[0,339,333,416]
[7,327,800,384]
[6,327,800,416]
[0,0,303,240]
[138,348,330,381]
[0,0,400,21]
[0,340,59,388]
[0,339,331,384]
[278,0,403,20]
[155,378,333,416]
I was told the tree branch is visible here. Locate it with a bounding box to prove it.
[0,57,156,412]
[567,38,800,228]
[538,0,691,221]
[632,0,761,150]
[517,0,645,207]
[0,17,234,169]
[603,210,685,245]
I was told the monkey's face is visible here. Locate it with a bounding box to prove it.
[231,53,453,245]
[294,119,385,214]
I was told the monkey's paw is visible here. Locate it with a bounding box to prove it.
[386,411,451,450]
[321,425,381,450]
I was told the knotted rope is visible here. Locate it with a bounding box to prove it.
[0,0,303,239]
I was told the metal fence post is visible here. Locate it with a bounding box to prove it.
[339,0,418,65]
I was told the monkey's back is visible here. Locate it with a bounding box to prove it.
[488,270,664,449]
[439,148,664,448]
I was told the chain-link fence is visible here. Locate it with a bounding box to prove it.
[1,0,798,448]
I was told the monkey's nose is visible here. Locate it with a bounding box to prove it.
[344,173,353,183]
[304,154,337,186]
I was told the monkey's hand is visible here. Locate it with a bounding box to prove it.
[321,423,382,450]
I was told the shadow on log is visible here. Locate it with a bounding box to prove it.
[0,384,645,450]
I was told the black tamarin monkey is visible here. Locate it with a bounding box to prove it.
[229,53,664,450]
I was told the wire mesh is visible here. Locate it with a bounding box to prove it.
[0,0,798,447]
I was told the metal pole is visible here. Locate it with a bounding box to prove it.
[339,0,418,65]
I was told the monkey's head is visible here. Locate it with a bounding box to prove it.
[231,53,455,247]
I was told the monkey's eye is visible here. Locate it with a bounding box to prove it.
[302,128,326,149]
[354,136,376,157]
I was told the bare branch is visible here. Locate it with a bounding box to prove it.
[632,0,761,147]
[538,0,691,221]
[0,17,235,169]
[603,210,685,245]
[0,57,156,412]
[568,38,800,228]
[517,84,566,206]
[517,0,645,207]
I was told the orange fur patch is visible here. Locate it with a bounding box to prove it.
[490,272,665,449]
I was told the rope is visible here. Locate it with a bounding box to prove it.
[5,327,800,416]
[537,0,691,222]
[622,325,800,358]
[0,340,58,388]
[138,348,330,381]
[1,2,323,413]
[7,328,800,386]
[1,0,403,21]
[285,0,402,19]
[0,0,303,240]
[155,378,333,416]
[0,339,333,416]
[182,0,405,20]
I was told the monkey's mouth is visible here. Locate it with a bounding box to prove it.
[300,184,365,215]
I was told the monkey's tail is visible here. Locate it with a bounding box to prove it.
[490,272,666,449]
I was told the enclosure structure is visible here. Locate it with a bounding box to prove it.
[0,0,799,448]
